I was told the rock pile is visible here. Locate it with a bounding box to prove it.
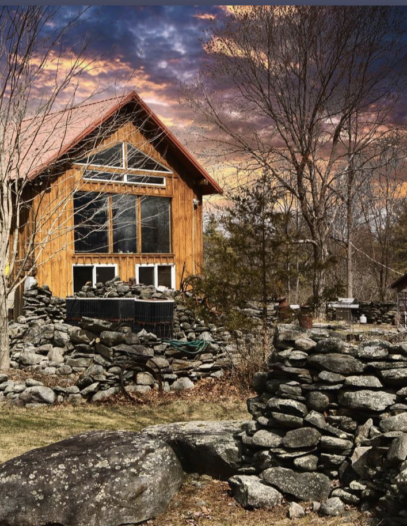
[230,324,407,520]
[4,281,252,406]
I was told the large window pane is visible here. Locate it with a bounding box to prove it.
[127,144,171,173]
[79,143,123,167]
[74,192,109,253]
[112,194,137,253]
[141,197,171,253]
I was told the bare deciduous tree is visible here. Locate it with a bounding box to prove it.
[0,7,167,370]
[183,6,407,308]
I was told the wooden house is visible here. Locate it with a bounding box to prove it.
[14,91,222,304]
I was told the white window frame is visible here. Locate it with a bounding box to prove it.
[82,170,167,188]
[72,264,118,293]
[135,263,175,289]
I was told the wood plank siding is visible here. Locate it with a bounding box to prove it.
[24,121,205,298]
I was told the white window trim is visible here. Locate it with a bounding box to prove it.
[135,263,175,289]
[72,263,118,293]
[82,170,167,188]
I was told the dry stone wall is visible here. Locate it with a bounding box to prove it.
[3,281,251,406]
[231,324,407,520]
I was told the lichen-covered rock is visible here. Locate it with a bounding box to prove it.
[229,475,283,509]
[338,390,396,412]
[308,354,364,375]
[261,467,331,501]
[19,386,56,405]
[0,431,183,526]
[319,497,345,516]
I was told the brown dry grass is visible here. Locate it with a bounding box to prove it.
[150,475,371,526]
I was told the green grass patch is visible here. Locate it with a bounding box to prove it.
[0,398,248,463]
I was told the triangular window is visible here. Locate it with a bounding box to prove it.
[127,144,172,173]
[77,143,124,168]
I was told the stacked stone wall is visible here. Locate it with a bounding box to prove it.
[231,324,407,519]
[2,281,263,406]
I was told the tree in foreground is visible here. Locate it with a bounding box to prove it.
[187,173,294,359]
[184,6,407,309]
[0,8,161,370]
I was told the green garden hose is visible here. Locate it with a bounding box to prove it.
[163,338,210,355]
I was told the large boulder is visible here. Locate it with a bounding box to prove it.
[141,420,247,479]
[0,431,183,526]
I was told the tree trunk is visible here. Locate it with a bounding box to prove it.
[312,241,327,315]
[347,201,353,298]
[0,280,10,370]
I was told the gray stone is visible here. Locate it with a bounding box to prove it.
[315,338,346,354]
[25,379,43,387]
[355,344,389,360]
[387,434,407,463]
[95,342,113,360]
[267,398,308,417]
[47,348,65,364]
[319,497,345,516]
[57,364,73,375]
[331,488,359,505]
[19,352,44,366]
[252,430,283,448]
[53,330,70,347]
[344,376,383,388]
[136,372,155,386]
[282,428,321,449]
[288,502,305,519]
[295,337,317,352]
[270,412,304,429]
[307,391,330,412]
[91,387,119,402]
[380,368,407,387]
[141,420,247,479]
[229,475,283,509]
[100,331,126,347]
[380,413,407,433]
[0,431,183,526]
[19,386,56,405]
[317,371,345,384]
[171,377,195,391]
[261,467,331,501]
[293,455,318,471]
[307,354,364,375]
[320,436,353,450]
[274,324,307,349]
[338,389,396,412]
[80,382,100,396]
[66,357,92,368]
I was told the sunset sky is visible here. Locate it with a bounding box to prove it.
[42,5,407,193]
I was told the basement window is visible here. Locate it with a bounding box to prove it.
[136,264,175,289]
[73,264,117,293]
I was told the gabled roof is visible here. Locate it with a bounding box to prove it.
[19,91,222,195]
